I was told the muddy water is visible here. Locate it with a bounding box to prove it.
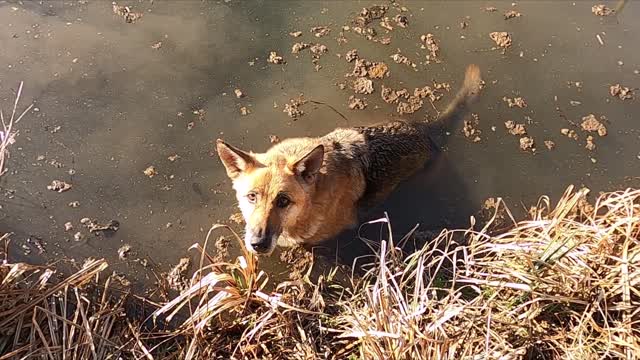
[1,0,639,292]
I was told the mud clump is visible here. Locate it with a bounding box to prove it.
[118,245,131,260]
[503,96,527,108]
[309,44,328,56]
[394,14,408,28]
[378,37,392,45]
[350,5,391,42]
[490,32,512,48]
[234,89,244,98]
[561,128,579,141]
[353,77,374,94]
[143,165,157,178]
[420,34,440,63]
[291,42,327,71]
[283,95,307,119]
[381,85,407,104]
[354,5,388,27]
[585,135,596,151]
[310,44,328,71]
[83,218,120,234]
[350,59,370,77]
[609,84,634,100]
[414,85,444,102]
[310,26,330,38]
[380,17,394,31]
[166,258,191,292]
[345,49,358,62]
[112,3,143,23]
[504,120,527,136]
[368,62,389,79]
[519,136,535,152]
[289,31,302,38]
[381,84,445,113]
[349,59,389,79]
[348,96,368,110]
[396,96,423,115]
[229,212,244,224]
[267,51,285,64]
[544,140,556,150]
[484,6,498,12]
[580,114,607,137]
[463,116,482,143]
[432,81,451,92]
[352,25,377,40]
[291,42,311,54]
[47,180,72,193]
[504,10,522,19]
[390,53,417,70]
[592,4,615,16]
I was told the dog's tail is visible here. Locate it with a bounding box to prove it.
[430,64,482,133]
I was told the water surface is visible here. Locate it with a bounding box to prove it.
[1,0,639,292]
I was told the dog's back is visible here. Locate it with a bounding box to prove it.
[323,64,483,208]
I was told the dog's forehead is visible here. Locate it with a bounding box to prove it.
[242,165,298,194]
[256,150,298,169]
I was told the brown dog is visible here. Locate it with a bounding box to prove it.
[217,64,482,255]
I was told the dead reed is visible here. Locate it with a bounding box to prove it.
[147,224,333,359]
[330,185,640,359]
[0,81,33,177]
[0,253,128,359]
[1,185,638,359]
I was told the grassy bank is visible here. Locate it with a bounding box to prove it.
[1,185,639,359]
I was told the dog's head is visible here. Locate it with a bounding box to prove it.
[215,139,324,255]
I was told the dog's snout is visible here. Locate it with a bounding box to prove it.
[249,228,271,253]
[250,235,270,252]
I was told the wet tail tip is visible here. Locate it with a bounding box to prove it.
[463,64,482,99]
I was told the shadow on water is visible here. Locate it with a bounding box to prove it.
[309,132,478,270]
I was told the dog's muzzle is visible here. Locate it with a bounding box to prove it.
[246,227,275,254]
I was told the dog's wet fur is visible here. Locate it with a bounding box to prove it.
[217,64,483,255]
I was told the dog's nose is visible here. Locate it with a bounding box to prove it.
[250,236,270,253]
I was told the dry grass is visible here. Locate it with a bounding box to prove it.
[0,253,128,359]
[147,224,333,359]
[1,185,639,359]
[0,81,33,177]
[329,186,640,359]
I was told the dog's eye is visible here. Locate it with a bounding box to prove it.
[247,192,257,203]
[275,195,291,208]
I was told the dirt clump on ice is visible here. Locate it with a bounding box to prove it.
[490,32,512,48]
[420,33,440,63]
[504,120,527,136]
[348,96,368,110]
[580,114,607,137]
[503,96,527,108]
[609,84,634,100]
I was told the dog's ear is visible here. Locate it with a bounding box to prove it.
[291,145,324,185]
[216,139,257,179]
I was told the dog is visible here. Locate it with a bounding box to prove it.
[216,64,482,255]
